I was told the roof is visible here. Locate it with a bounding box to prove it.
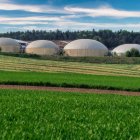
[15,39,28,44]
[64,39,108,50]
[0,37,20,47]
[27,40,59,49]
[112,44,140,53]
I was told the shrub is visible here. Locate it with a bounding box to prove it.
[125,48,140,57]
[130,48,140,57]
[125,51,131,57]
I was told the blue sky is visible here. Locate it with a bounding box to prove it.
[0,0,140,32]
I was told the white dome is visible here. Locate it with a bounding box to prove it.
[0,37,20,53]
[112,44,140,56]
[64,39,108,57]
[26,40,59,56]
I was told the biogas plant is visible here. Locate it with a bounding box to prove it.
[0,37,140,57]
[26,40,59,56]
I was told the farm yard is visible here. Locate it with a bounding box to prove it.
[0,54,140,139]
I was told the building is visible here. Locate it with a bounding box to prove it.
[112,44,140,56]
[26,40,59,56]
[15,39,28,53]
[64,39,108,57]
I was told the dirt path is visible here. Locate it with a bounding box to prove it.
[0,85,140,96]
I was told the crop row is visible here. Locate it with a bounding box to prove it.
[0,89,140,140]
[0,71,140,91]
[0,55,140,77]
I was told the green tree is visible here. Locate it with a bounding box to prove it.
[125,51,131,57]
[130,48,140,57]
[126,48,140,57]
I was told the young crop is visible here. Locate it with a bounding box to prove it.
[0,89,140,140]
[0,71,140,92]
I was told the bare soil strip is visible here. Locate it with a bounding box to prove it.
[0,85,140,96]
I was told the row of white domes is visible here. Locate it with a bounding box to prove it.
[0,37,140,57]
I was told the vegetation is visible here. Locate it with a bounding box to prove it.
[0,89,140,140]
[0,54,140,91]
[1,29,140,140]
[126,48,140,57]
[1,55,140,77]
[0,71,140,91]
[1,29,140,49]
[2,52,140,64]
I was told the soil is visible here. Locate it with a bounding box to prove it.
[0,85,140,96]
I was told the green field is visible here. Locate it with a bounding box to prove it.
[2,53,140,64]
[0,55,140,91]
[0,55,140,139]
[0,71,140,91]
[1,55,140,77]
[0,89,140,140]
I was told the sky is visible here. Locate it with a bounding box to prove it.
[0,0,140,32]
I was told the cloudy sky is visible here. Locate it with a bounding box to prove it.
[0,0,140,32]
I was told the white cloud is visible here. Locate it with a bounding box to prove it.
[53,21,140,30]
[3,21,140,32]
[0,1,67,13]
[0,0,140,19]
[4,26,63,32]
[65,6,140,18]
[1,21,49,25]
[1,14,140,30]
[0,1,140,32]
[0,16,61,24]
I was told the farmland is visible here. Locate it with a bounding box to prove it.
[0,55,140,91]
[0,71,140,91]
[0,89,140,140]
[1,55,140,77]
[0,54,140,139]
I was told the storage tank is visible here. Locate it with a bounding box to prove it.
[26,40,59,56]
[64,39,108,57]
[112,44,140,56]
[0,37,20,53]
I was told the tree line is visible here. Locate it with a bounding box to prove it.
[0,29,140,49]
